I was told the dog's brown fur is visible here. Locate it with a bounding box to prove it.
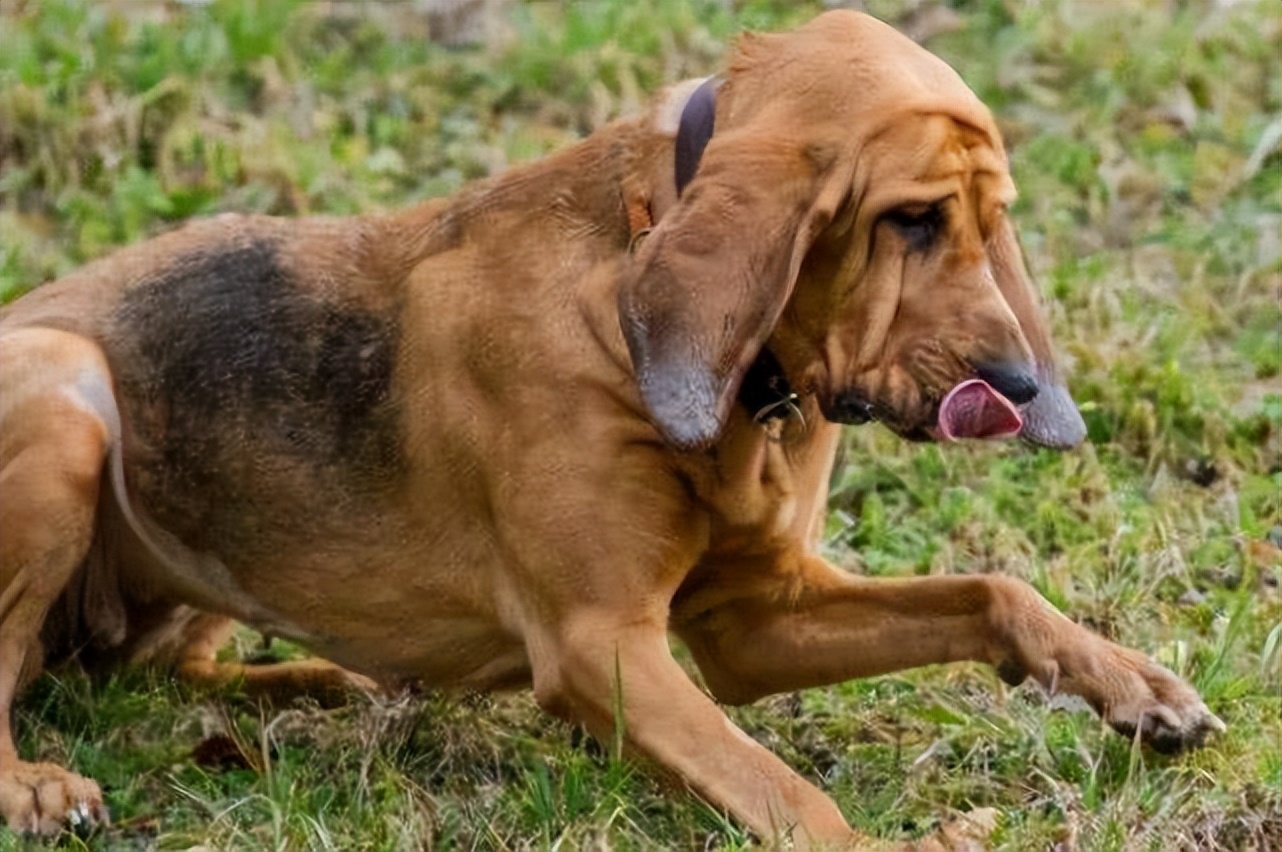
[0,12,1221,848]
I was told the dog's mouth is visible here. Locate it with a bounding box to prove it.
[822,378,1025,443]
[928,378,1024,442]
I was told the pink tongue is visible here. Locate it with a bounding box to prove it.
[937,379,1024,441]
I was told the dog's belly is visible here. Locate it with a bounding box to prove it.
[308,614,534,690]
[110,451,544,691]
[247,551,534,689]
[110,444,534,689]
[118,510,537,690]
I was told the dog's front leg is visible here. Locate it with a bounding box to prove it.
[528,612,861,850]
[676,553,1224,753]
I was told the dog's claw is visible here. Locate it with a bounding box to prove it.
[1124,700,1225,755]
[70,799,106,835]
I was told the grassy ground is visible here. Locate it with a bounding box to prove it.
[0,0,1278,850]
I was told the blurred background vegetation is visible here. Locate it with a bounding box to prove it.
[0,1,1278,850]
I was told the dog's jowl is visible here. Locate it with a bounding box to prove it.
[0,10,1223,848]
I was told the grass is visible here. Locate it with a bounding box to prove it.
[1,0,1278,849]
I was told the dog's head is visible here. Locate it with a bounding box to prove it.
[620,10,1086,451]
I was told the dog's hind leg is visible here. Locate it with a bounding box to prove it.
[167,613,382,707]
[0,328,114,834]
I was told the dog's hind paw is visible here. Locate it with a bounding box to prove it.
[0,760,108,836]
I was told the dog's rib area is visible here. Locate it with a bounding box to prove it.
[109,238,404,558]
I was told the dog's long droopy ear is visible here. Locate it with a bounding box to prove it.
[988,218,1087,449]
[619,132,846,450]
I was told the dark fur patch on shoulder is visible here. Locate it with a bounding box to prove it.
[112,239,402,553]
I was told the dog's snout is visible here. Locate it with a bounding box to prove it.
[974,362,1039,405]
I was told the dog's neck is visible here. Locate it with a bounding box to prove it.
[669,78,799,427]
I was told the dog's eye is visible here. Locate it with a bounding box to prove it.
[883,205,943,251]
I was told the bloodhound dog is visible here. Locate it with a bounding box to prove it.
[0,10,1223,848]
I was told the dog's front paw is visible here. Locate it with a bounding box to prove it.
[997,608,1226,755]
[1094,645,1225,754]
[0,760,108,836]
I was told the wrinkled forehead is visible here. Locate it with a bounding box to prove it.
[857,114,1016,209]
[708,12,1016,210]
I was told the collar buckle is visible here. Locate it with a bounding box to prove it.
[753,392,806,444]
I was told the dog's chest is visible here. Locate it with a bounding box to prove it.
[686,413,839,552]
[695,442,805,545]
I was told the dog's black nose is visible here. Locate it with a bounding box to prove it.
[974,362,1039,405]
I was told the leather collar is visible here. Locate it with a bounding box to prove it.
[673,76,720,197]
